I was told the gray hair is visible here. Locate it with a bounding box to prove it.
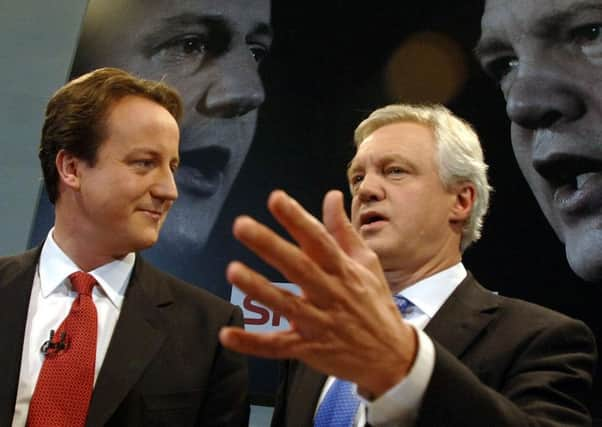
[354,103,492,251]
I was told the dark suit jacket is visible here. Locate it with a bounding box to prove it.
[0,247,248,427]
[271,274,596,426]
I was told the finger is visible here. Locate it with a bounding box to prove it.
[267,190,346,275]
[227,261,332,325]
[322,190,388,284]
[232,217,338,301]
[322,190,364,256]
[219,327,303,359]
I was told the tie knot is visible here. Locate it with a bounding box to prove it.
[393,295,414,316]
[69,272,96,296]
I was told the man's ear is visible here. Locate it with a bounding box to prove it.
[450,181,476,223]
[55,149,82,191]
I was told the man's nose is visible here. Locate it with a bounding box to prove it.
[196,44,265,118]
[153,167,179,202]
[356,173,385,203]
[505,59,585,130]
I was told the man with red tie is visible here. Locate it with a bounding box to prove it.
[1,67,248,426]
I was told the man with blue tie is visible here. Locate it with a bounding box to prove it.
[220,104,596,426]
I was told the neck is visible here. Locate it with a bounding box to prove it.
[384,256,461,294]
[53,207,126,271]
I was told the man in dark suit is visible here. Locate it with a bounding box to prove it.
[219,104,596,426]
[1,67,247,426]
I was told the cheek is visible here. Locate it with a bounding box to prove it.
[231,114,258,157]
[510,128,537,179]
[171,72,211,99]
[402,193,447,230]
[350,199,361,227]
[108,181,146,205]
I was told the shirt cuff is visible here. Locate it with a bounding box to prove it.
[363,326,435,426]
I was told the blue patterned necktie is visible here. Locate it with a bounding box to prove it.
[314,378,360,427]
[394,294,415,316]
[314,295,415,426]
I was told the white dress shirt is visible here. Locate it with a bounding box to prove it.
[12,229,135,427]
[316,263,467,427]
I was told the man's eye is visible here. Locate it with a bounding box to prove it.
[350,174,364,186]
[156,35,209,59]
[249,44,269,63]
[571,23,602,44]
[134,159,154,168]
[386,167,405,176]
[570,23,602,58]
[483,56,519,84]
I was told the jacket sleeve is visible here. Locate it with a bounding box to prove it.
[197,306,250,427]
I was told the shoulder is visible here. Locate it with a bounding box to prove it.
[133,256,242,325]
[0,247,40,281]
[467,274,594,343]
[0,247,39,267]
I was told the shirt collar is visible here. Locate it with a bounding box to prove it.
[39,228,135,309]
[398,263,467,319]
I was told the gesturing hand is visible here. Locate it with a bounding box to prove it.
[219,190,417,397]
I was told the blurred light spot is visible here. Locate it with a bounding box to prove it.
[384,31,468,104]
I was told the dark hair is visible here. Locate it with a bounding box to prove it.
[40,67,183,203]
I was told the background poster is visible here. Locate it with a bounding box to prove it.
[23,0,602,412]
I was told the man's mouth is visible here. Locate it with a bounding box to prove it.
[533,153,602,212]
[176,146,230,198]
[139,208,165,221]
[359,211,388,228]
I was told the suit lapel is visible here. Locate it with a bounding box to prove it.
[424,274,499,358]
[86,257,172,426]
[289,364,327,427]
[0,248,40,423]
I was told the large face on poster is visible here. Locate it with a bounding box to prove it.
[477,0,602,284]
[30,0,272,296]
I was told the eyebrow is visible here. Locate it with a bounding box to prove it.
[475,0,602,58]
[162,13,273,38]
[128,149,181,169]
[141,13,273,48]
[474,38,509,60]
[250,22,274,40]
[533,1,602,38]
[164,13,223,27]
[126,147,160,158]
[137,14,222,50]
[346,153,412,179]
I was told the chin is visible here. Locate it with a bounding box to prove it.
[162,198,218,248]
[133,234,160,252]
[566,250,602,284]
[565,232,602,284]
[367,244,397,268]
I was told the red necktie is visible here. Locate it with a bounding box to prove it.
[27,272,98,427]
